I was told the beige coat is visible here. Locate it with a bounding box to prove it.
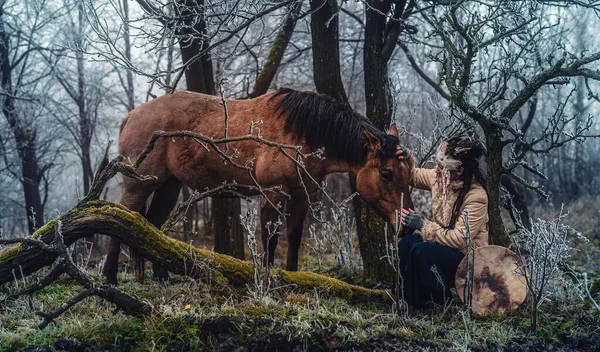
[411,168,489,252]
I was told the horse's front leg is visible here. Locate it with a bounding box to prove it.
[260,195,287,268]
[284,198,309,271]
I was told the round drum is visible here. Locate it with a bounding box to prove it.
[455,245,527,316]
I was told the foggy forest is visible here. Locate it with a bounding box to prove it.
[1,0,600,351]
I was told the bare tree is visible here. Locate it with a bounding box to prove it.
[250,0,302,97]
[48,0,108,196]
[0,1,69,234]
[401,1,600,245]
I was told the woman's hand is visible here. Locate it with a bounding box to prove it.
[395,145,410,160]
[401,208,424,232]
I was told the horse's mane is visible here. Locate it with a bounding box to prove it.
[271,88,399,166]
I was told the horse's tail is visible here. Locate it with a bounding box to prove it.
[129,245,146,282]
[129,202,147,282]
[119,114,130,135]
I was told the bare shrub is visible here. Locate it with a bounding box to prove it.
[329,200,363,274]
[512,207,587,331]
[241,207,282,301]
[306,217,331,271]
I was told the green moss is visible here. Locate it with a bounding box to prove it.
[2,200,387,304]
[282,271,390,303]
[81,202,240,284]
[0,218,59,265]
[202,250,254,285]
[32,218,58,238]
[0,244,22,265]
[85,200,130,212]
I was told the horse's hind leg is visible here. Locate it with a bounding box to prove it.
[285,198,309,271]
[143,176,182,282]
[103,185,153,285]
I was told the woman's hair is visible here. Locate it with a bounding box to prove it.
[444,130,487,229]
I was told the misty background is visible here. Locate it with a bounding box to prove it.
[1,0,599,264]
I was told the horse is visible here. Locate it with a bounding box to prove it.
[103,88,414,285]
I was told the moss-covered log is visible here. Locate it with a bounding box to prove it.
[0,201,390,304]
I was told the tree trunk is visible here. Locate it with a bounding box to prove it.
[0,201,389,304]
[76,16,93,196]
[122,0,135,111]
[250,0,302,97]
[0,7,44,234]
[309,0,348,103]
[355,0,397,283]
[213,197,245,260]
[501,176,532,231]
[178,0,214,95]
[572,76,587,197]
[176,0,243,259]
[486,132,510,247]
[20,145,45,232]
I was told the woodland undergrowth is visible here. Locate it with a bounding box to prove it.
[1,244,598,351]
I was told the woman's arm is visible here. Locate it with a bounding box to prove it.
[420,192,488,250]
[396,145,434,191]
[411,168,435,190]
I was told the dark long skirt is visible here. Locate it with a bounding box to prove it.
[396,234,464,309]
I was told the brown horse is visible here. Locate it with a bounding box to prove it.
[103,88,414,284]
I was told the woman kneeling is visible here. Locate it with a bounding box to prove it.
[396,131,488,309]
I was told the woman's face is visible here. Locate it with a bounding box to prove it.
[435,141,464,181]
[435,160,464,180]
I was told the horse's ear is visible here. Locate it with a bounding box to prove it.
[388,124,399,137]
[362,127,381,151]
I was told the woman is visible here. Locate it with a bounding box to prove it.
[395,131,488,309]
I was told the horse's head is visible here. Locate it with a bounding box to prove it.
[355,124,414,229]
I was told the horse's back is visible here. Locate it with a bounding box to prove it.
[118,91,293,191]
[119,91,279,141]
[121,91,217,133]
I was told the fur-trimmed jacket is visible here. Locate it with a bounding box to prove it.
[411,168,489,252]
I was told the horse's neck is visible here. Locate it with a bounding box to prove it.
[322,158,360,176]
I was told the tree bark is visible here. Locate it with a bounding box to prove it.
[485,132,510,247]
[122,0,135,111]
[0,201,390,304]
[76,1,94,196]
[178,0,214,95]
[213,197,245,260]
[501,175,532,231]
[310,0,348,103]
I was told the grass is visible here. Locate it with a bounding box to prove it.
[2,196,600,351]
[1,266,598,351]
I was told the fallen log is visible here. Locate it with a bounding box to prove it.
[0,200,390,304]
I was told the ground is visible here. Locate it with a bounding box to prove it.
[1,196,599,351]
[1,265,598,351]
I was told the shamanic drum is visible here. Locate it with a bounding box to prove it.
[455,245,527,316]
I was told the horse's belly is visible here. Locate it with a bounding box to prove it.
[178,166,258,194]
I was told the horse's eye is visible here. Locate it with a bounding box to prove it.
[380,170,393,182]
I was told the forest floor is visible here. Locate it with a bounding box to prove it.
[1,265,598,351]
[1,196,600,351]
